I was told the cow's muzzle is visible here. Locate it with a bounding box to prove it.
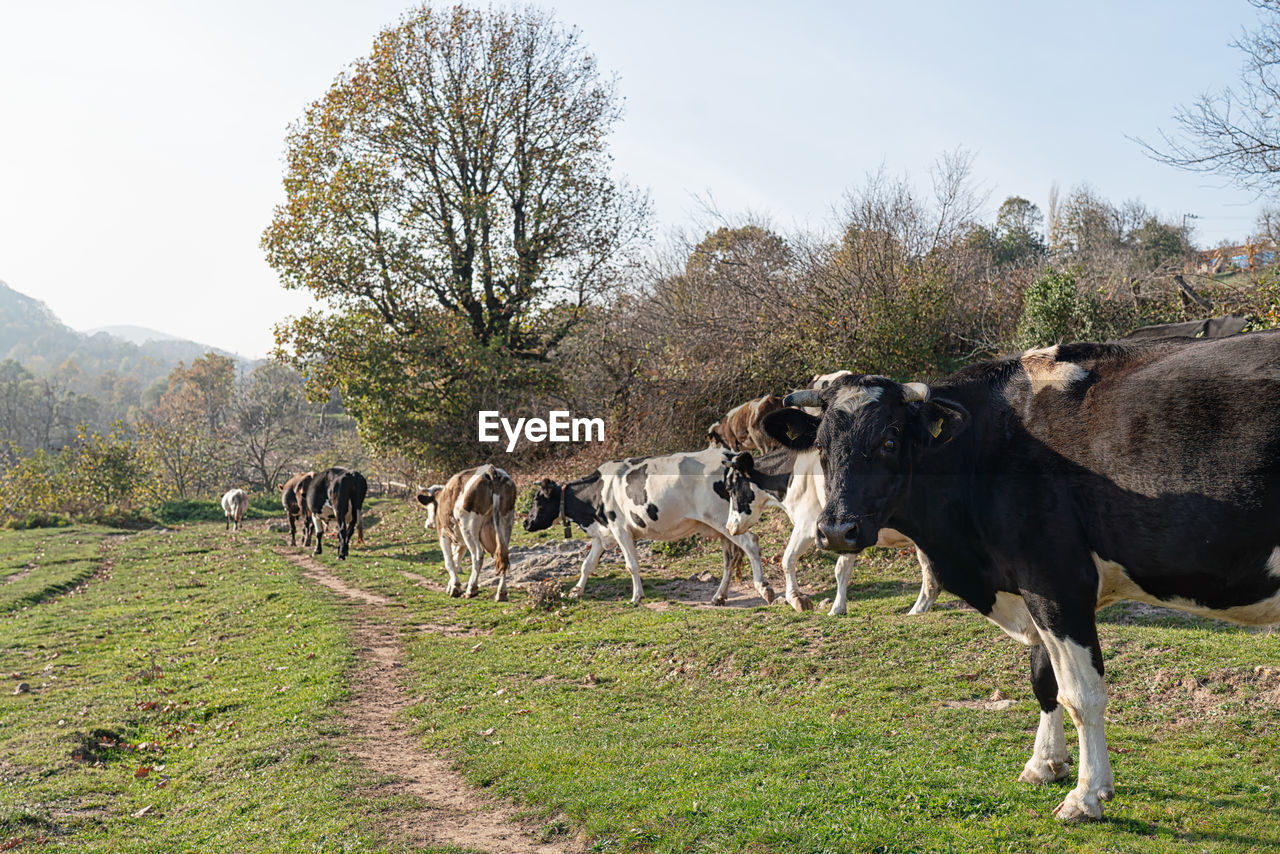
[816,520,862,553]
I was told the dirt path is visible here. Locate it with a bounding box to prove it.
[277,549,571,854]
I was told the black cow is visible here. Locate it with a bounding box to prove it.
[765,334,1280,822]
[306,467,368,560]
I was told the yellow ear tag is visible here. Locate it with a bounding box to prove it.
[928,418,943,439]
[786,426,799,441]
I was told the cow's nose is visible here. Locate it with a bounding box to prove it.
[817,520,859,552]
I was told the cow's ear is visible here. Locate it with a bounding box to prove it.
[912,398,969,448]
[416,492,434,506]
[539,478,557,495]
[277,483,285,492]
[726,451,754,472]
[763,408,819,450]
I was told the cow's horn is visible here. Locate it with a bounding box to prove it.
[901,382,930,403]
[783,389,823,408]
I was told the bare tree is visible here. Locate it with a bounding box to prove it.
[1141,1,1280,193]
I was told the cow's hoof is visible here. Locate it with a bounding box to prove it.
[568,586,585,600]
[1053,789,1103,823]
[711,595,727,606]
[463,587,479,599]
[760,586,777,605]
[494,589,508,603]
[1019,758,1071,785]
[627,598,643,607]
[446,584,462,598]
[907,604,931,616]
[828,603,847,617]
[788,594,813,613]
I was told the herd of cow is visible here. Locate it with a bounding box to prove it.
[258,329,1280,825]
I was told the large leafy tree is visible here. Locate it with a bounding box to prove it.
[264,4,649,463]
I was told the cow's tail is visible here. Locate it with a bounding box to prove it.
[488,467,515,580]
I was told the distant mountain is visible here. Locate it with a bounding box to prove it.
[0,280,252,385]
[83,324,184,346]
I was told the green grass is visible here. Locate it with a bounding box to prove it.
[1,499,1278,852]
[0,521,423,852]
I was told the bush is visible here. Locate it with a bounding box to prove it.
[4,513,72,530]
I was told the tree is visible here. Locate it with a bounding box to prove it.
[992,196,1047,265]
[264,4,649,464]
[1142,1,1280,192]
[231,362,312,489]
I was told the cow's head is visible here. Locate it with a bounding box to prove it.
[723,452,765,536]
[764,374,968,552]
[523,479,562,532]
[416,485,444,530]
[706,422,726,448]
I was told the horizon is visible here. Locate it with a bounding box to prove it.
[1,0,1273,359]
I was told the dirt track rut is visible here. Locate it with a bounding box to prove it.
[277,548,570,854]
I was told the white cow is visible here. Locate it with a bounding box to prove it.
[723,447,940,615]
[221,488,249,532]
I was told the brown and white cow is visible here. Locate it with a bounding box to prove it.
[707,394,784,453]
[417,464,518,601]
[221,488,249,532]
[278,471,314,547]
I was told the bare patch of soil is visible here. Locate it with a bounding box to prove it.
[277,549,572,853]
[2,564,36,584]
[653,571,773,609]
[1138,665,1280,720]
[940,690,1020,712]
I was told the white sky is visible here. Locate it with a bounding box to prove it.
[0,0,1271,358]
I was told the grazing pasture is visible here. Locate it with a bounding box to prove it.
[0,500,1277,852]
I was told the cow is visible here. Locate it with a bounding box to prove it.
[523,446,773,606]
[764,332,1280,822]
[1122,314,1247,340]
[306,467,368,560]
[722,447,940,615]
[417,465,518,601]
[221,488,249,531]
[707,394,784,452]
[278,471,314,547]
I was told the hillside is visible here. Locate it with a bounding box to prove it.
[0,280,251,385]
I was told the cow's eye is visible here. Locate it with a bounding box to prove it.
[882,438,897,453]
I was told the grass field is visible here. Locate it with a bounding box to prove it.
[1,498,1277,852]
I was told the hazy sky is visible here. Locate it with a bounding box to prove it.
[0,0,1271,358]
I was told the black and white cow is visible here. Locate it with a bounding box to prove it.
[523,447,772,606]
[765,333,1280,822]
[306,467,368,560]
[723,447,940,615]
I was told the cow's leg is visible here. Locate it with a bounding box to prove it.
[570,536,607,599]
[225,514,230,531]
[458,515,486,599]
[726,530,772,605]
[1019,644,1071,785]
[907,548,942,615]
[312,515,325,555]
[713,540,739,606]
[781,525,815,613]
[288,514,297,547]
[830,555,854,615]
[613,528,645,605]
[1024,601,1112,822]
[440,533,462,597]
